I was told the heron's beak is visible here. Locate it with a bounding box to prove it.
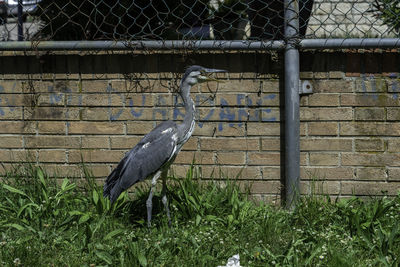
[203,68,227,83]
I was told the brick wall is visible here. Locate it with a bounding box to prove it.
[0,51,399,203]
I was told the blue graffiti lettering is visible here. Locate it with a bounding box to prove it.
[195,95,214,128]
[48,85,64,105]
[261,108,277,122]
[219,98,236,131]
[389,76,399,100]
[128,96,145,118]
[361,74,378,100]
[105,84,125,121]
[0,97,4,116]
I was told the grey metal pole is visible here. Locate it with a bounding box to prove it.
[284,0,300,209]
[300,38,400,49]
[17,0,23,41]
[0,40,285,51]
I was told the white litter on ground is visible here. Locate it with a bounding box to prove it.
[217,254,242,267]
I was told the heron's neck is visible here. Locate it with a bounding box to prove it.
[177,83,196,144]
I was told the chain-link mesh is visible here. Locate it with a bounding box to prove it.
[0,0,398,43]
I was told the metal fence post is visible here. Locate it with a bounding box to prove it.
[284,0,300,209]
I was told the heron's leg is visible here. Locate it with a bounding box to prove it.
[146,171,161,227]
[161,169,171,227]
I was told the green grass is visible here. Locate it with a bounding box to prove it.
[0,164,399,266]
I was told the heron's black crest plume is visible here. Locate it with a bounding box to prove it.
[182,65,203,83]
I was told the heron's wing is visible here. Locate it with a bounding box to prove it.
[104,121,178,203]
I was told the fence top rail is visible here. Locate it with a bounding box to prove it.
[300,38,400,49]
[0,39,399,52]
[0,40,285,51]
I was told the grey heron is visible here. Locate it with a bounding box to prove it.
[103,65,226,227]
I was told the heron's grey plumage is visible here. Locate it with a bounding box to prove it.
[103,121,178,203]
[103,65,226,227]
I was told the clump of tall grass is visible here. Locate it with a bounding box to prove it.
[0,163,399,266]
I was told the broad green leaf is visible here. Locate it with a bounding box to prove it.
[17,203,39,217]
[93,190,99,205]
[195,214,201,226]
[138,253,147,267]
[61,178,69,191]
[104,229,124,240]
[95,250,113,264]
[37,168,46,187]
[69,210,84,216]
[5,223,25,231]
[79,214,91,224]
[2,184,28,197]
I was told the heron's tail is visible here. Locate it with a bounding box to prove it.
[103,168,122,204]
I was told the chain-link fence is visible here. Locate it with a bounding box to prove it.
[0,0,398,44]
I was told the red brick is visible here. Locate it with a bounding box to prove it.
[356,168,386,180]
[201,138,259,151]
[69,150,125,163]
[248,152,280,166]
[25,107,79,121]
[0,136,23,148]
[38,121,65,134]
[340,122,400,136]
[355,139,384,152]
[261,138,281,151]
[355,78,387,93]
[308,122,338,136]
[388,139,400,152]
[25,136,80,149]
[215,152,246,165]
[248,180,281,194]
[342,153,400,167]
[262,167,281,179]
[308,94,340,106]
[0,107,22,119]
[0,149,36,162]
[110,136,142,149]
[341,181,398,196]
[38,150,66,163]
[204,80,260,93]
[312,80,354,93]
[262,81,280,93]
[215,123,245,137]
[68,122,124,135]
[300,181,341,195]
[388,168,400,181]
[201,165,262,180]
[355,108,385,121]
[301,138,352,151]
[0,121,35,134]
[174,151,214,165]
[300,107,353,121]
[301,167,354,180]
[82,136,110,149]
[309,153,339,166]
[341,94,400,107]
[247,122,280,136]
[126,121,155,135]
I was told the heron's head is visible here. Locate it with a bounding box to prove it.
[181,65,227,87]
